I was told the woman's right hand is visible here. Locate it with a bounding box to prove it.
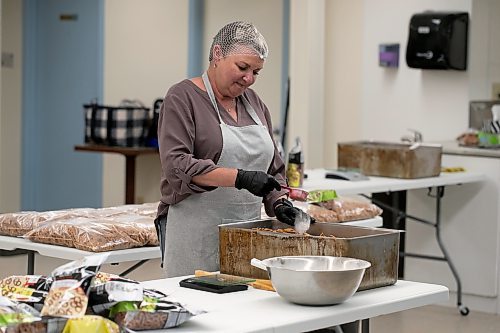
[235,169,281,197]
[273,198,316,226]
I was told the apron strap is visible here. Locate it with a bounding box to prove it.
[240,95,264,126]
[202,72,223,123]
[154,215,167,268]
[202,72,264,127]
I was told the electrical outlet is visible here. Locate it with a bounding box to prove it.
[492,83,500,100]
[1,52,14,68]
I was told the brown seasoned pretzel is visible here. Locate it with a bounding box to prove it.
[42,286,88,317]
[115,311,169,330]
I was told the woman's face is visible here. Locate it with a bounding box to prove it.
[214,50,265,98]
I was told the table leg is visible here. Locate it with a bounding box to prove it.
[362,319,369,333]
[27,251,35,275]
[338,319,369,332]
[119,260,148,277]
[368,187,469,316]
[125,155,136,204]
[432,187,469,316]
[372,191,407,277]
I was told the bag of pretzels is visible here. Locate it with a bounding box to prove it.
[111,297,198,331]
[88,272,143,316]
[307,197,383,222]
[41,254,108,318]
[0,296,40,328]
[61,315,119,333]
[107,286,202,331]
[0,275,52,311]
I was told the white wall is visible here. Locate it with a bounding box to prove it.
[488,1,500,98]
[324,0,364,168]
[468,0,500,100]
[288,0,326,169]
[288,0,471,169]
[288,0,476,163]
[0,0,22,213]
[360,0,472,143]
[204,0,284,123]
[102,0,190,206]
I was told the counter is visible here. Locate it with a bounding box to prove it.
[437,140,500,158]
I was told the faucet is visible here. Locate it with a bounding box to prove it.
[401,129,423,143]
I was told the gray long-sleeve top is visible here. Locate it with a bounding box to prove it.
[156,79,287,218]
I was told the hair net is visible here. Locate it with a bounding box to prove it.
[209,21,269,61]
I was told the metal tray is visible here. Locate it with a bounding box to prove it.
[219,219,401,291]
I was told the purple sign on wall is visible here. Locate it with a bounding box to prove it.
[379,44,400,68]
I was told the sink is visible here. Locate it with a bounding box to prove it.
[338,141,442,179]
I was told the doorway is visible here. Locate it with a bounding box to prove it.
[22,0,103,210]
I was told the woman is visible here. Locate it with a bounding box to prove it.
[156,21,307,277]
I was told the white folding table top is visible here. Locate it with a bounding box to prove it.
[0,235,160,262]
[141,277,449,333]
[303,169,485,195]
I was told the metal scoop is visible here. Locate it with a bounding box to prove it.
[293,209,311,234]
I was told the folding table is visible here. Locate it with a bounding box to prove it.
[302,168,484,316]
[140,276,449,332]
[0,235,160,276]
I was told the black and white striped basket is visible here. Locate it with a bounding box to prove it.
[84,100,151,147]
[490,120,500,134]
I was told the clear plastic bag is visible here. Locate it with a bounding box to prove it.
[0,203,158,238]
[112,298,197,330]
[24,217,152,252]
[306,204,339,222]
[41,254,108,318]
[308,197,382,222]
[0,209,96,237]
[0,297,41,328]
[91,202,158,219]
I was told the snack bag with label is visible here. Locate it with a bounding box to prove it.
[41,254,108,318]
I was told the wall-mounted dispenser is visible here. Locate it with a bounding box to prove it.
[406,11,468,70]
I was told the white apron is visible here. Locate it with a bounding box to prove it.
[162,72,275,277]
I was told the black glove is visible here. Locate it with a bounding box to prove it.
[273,199,299,226]
[273,198,316,226]
[235,169,281,197]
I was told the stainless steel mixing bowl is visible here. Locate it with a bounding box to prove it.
[251,256,371,305]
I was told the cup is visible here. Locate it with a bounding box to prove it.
[492,105,500,121]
